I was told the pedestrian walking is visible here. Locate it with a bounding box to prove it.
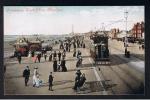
[73,74,80,91]
[73,48,76,57]
[44,53,47,61]
[61,58,67,72]
[48,72,54,91]
[33,67,39,87]
[76,69,82,80]
[33,54,37,63]
[31,51,35,57]
[53,51,57,60]
[49,53,52,61]
[17,52,22,64]
[53,58,57,72]
[23,66,30,86]
[37,53,41,63]
[58,51,61,61]
[57,62,61,71]
[28,51,32,58]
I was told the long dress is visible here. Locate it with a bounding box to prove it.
[33,75,37,86]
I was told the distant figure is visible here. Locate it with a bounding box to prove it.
[37,53,41,63]
[76,56,82,68]
[62,51,66,59]
[57,62,61,71]
[49,72,54,91]
[73,48,76,57]
[23,66,30,86]
[44,53,47,61]
[53,58,57,72]
[76,70,82,79]
[53,51,57,60]
[33,54,37,63]
[61,58,67,72]
[49,53,52,61]
[17,52,22,64]
[68,43,71,52]
[28,51,32,58]
[77,50,81,58]
[31,51,35,57]
[58,51,61,61]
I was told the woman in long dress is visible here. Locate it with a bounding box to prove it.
[33,67,38,87]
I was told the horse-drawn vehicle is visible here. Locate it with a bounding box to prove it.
[90,34,110,64]
[13,37,43,57]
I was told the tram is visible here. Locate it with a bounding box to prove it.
[90,34,110,64]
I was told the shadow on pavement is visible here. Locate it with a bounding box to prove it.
[41,80,74,87]
[110,54,144,66]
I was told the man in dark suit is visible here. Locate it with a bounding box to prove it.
[53,58,57,72]
[58,51,61,61]
[49,72,54,91]
[23,66,30,86]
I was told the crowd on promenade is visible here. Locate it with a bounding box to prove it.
[20,36,87,92]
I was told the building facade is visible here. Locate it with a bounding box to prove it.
[110,28,120,39]
[132,22,144,39]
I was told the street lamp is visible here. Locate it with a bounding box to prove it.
[124,10,128,54]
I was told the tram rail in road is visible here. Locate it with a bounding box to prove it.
[84,49,108,95]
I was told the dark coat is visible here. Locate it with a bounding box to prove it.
[49,75,54,86]
[58,52,61,58]
[23,69,30,78]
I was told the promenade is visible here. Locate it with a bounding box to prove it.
[4,38,144,95]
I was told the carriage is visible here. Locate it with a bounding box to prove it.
[13,38,43,57]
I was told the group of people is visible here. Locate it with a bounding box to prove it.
[60,41,72,52]
[53,57,67,72]
[73,70,86,91]
[23,66,86,92]
[21,36,87,92]
[27,50,66,64]
[23,66,54,91]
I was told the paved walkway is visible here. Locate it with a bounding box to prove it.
[4,38,144,95]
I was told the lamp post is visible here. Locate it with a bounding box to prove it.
[124,10,128,54]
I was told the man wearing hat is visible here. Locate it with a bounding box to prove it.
[48,72,54,91]
[23,66,30,86]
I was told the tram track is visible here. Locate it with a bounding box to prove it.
[84,38,144,94]
[109,55,144,94]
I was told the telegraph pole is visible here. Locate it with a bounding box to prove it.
[124,10,129,56]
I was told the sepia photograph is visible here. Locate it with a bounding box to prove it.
[4,6,144,95]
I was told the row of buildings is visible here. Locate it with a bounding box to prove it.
[109,21,144,40]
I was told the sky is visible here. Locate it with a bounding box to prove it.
[4,6,144,35]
